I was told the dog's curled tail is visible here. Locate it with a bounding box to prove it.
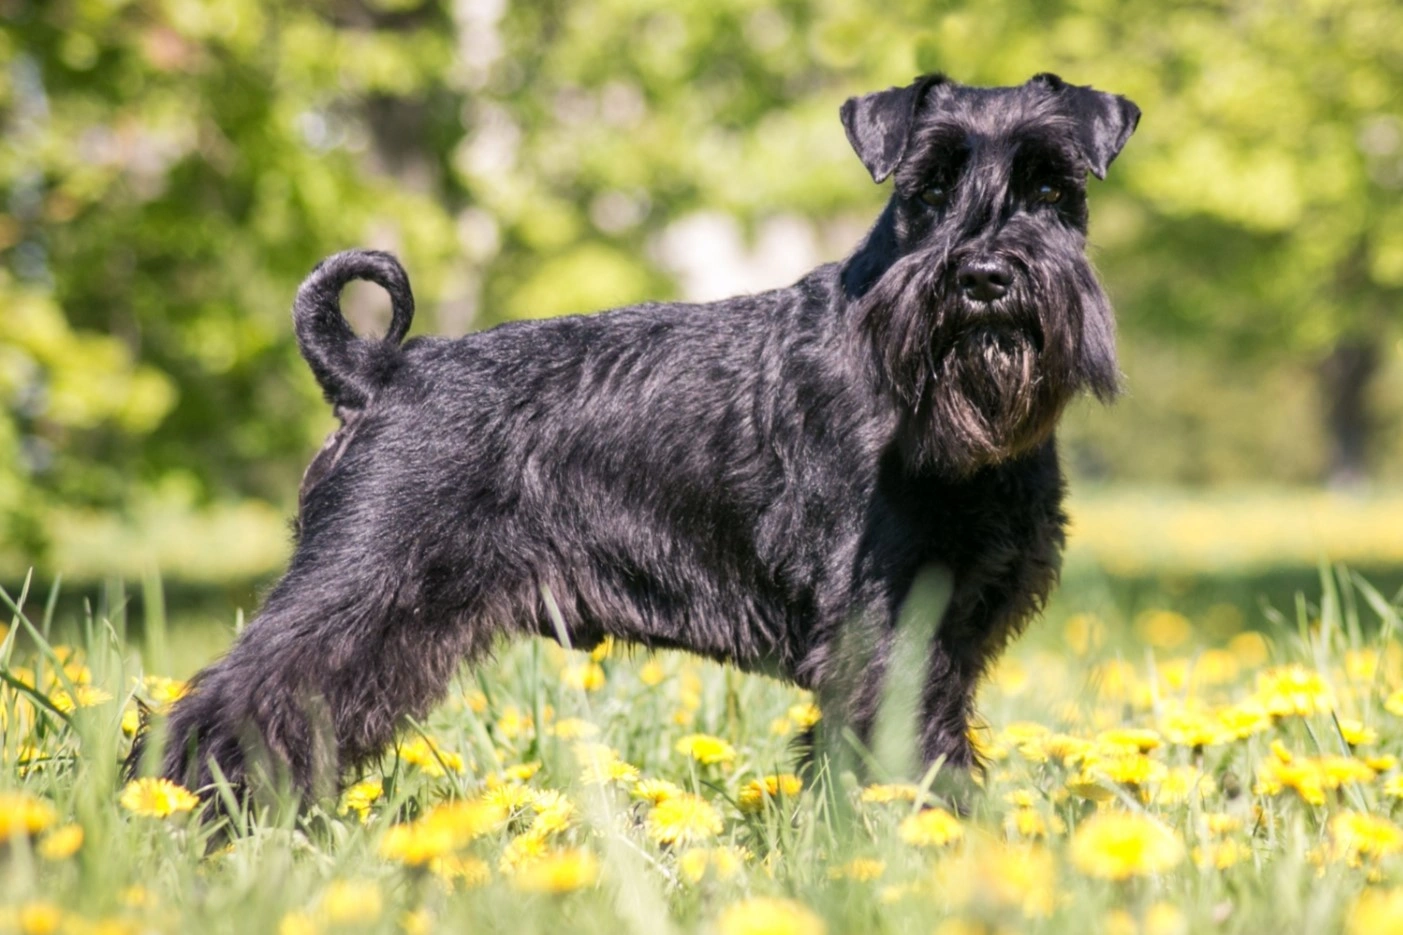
[293,249,415,410]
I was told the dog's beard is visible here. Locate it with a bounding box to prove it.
[854,246,1118,476]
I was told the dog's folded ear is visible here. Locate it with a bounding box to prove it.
[840,74,945,183]
[1031,73,1140,179]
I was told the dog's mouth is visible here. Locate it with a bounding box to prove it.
[944,318,1044,366]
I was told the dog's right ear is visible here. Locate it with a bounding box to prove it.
[840,74,945,183]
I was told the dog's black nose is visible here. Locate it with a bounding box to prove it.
[957,260,1013,302]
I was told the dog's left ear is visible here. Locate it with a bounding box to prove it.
[1032,73,1141,179]
[840,74,945,183]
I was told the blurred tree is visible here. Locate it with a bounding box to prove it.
[871,0,1403,486]
[1,0,1400,566]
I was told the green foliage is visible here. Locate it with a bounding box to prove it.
[2,0,1401,564]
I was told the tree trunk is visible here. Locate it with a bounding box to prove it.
[1318,338,1378,489]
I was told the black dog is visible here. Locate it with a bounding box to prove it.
[140,72,1138,800]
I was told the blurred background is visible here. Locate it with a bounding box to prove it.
[1,0,1401,624]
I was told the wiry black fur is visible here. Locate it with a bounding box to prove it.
[132,73,1139,802]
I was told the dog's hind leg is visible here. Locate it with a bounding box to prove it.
[141,554,485,803]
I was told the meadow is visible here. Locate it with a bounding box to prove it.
[2,556,1403,935]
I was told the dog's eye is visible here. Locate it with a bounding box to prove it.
[1035,184,1062,204]
[919,185,950,208]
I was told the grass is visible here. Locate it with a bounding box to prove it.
[3,565,1403,934]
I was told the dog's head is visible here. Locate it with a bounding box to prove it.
[840,73,1139,475]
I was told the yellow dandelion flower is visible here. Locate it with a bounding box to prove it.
[1253,758,1327,806]
[380,799,505,866]
[496,706,534,740]
[528,790,574,835]
[1069,813,1184,880]
[463,689,488,713]
[398,736,465,777]
[505,761,542,782]
[860,783,922,805]
[787,702,822,729]
[1155,766,1213,805]
[1254,665,1335,717]
[1007,807,1052,839]
[589,636,616,661]
[322,879,381,924]
[576,743,640,785]
[1160,709,1226,748]
[1096,727,1163,753]
[1063,613,1105,655]
[1320,756,1376,789]
[49,685,112,714]
[1065,775,1117,802]
[678,845,748,883]
[1041,733,1093,764]
[899,808,964,848]
[1338,718,1379,747]
[1348,888,1403,935]
[1081,750,1167,790]
[967,725,1007,762]
[499,831,550,872]
[828,857,885,882]
[1202,812,1244,835]
[1144,902,1187,935]
[1367,754,1398,772]
[119,778,199,818]
[647,793,723,846]
[429,853,490,888]
[1330,811,1403,865]
[715,897,826,935]
[424,799,508,838]
[1385,775,1403,799]
[1136,609,1193,649]
[141,675,189,707]
[638,658,667,686]
[999,722,1052,761]
[550,717,598,739]
[989,656,1030,695]
[561,662,606,692]
[1003,789,1038,808]
[380,822,457,866]
[401,908,435,935]
[675,733,737,766]
[0,792,57,839]
[278,910,317,935]
[932,842,1057,919]
[482,781,538,813]
[1227,631,1270,668]
[120,709,141,737]
[15,902,64,935]
[1216,700,1274,739]
[632,778,685,805]
[1091,659,1140,703]
[1193,838,1252,870]
[1344,648,1386,683]
[1191,649,1240,686]
[36,824,83,860]
[509,848,599,893]
[338,778,383,822]
[738,774,803,812]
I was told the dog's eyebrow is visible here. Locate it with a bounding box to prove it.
[1007,124,1081,176]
